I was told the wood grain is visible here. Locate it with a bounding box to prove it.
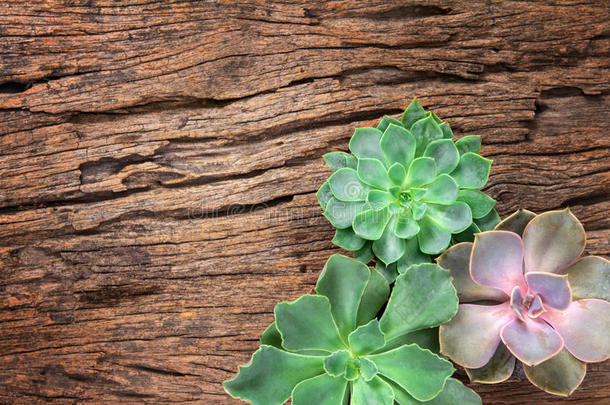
[0,1,608,403]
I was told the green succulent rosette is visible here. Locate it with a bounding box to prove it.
[317,99,499,280]
[224,254,481,405]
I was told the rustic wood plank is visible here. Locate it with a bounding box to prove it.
[0,1,608,403]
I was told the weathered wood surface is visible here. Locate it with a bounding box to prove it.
[0,1,608,403]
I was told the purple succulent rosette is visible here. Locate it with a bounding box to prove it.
[437,209,610,396]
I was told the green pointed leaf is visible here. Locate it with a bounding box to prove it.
[352,376,395,405]
[402,98,427,128]
[494,209,536,235]
[328,167,370,201]
[377,115,404,133]
[426,202,472,233]
[317,181,333,210]
[349,127,386,163]
[440,122,454,140]
[386,377,481,405]
[406,157,436,187]
[358,158,392,189]
[380,124,416,167]
[457,189,496,219]
[292,373,349,405]
[316,254,370,340]
[356,267,390,327]
[474,208,501,231]
[367,344,454,401]
[423,139,459,174]
[260,322,282,349]
[379,327,440,354]
[429,111,443,124]
[373,216,407,264]
[455,135,481,155]
[367,189,394,209]
[388,162,407,186]
[411,201,427,220]
[348,319,386,356]
[324,350,350,377]
[354,240,374,263]
[396,238,430,274]
[345,358,361,381]
[523,348,586,397]
[421,174,458,205]
[324,198,366,229]
[411,115,444,156]
[466,343,515,384]
[333,227,366,251]
[323,151,351,172]
[395,214,420,239]
[450,152,492,189]
[380,263,458,340]
[417,215,452,255]
[275,295,346,353]
[360,358,379,381]
[224,345,325,405]
[565,256,610,301]
[353,206,392,240]
[376,261,399,283]
[453,222,480,243]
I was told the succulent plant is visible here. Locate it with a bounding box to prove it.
[438,209,610,396]
[224,254,481,405]
[317,98,498,279]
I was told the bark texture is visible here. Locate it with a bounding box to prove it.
[0,1,608,403]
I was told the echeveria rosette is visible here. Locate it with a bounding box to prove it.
[224,254,481,405]
[438,209,610,396]
[317,98,497,280]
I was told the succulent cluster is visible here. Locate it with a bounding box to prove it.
[438,209,610,396]
[317,99,498,277]
[224,255,481,405]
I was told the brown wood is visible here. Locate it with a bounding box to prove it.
[0,1,608,403]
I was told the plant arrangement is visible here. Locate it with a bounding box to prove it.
[438,209,610,396]
[317,99,499,281]
[224,254,481,405]
[225,99,609,403]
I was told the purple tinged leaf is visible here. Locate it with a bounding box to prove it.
[509,286,526,322]
[525,272,572,310]
[527,295,545,318]
[500,317,563,366]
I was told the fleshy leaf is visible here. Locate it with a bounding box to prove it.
[377,327,439,354]
[470,231,526,295]
[426,202,472,233]
[349,127,386,163]
[275,295,346,353]
[395,213,420,239]
[380,123,416,167]
[417,215,451,255]
[388,162,407,185]
[466,343,515,384]
[436,242,507,303]
[353,206,392,240]
[401,98,427,128]
[292,373,349,405]
[494,209,536,235]
[421,174,458,205]
[323,350,350,377]
[349,319,386,355]
[367,344,454,401]
[396,238,430,274]
[352,376,394,405]
[324,198,366,229]
[376,261,399,283]
[450,152,492,189]
[440,302,514,368]
[406,157,436,187]
[373,216,407,264]
[439,122,454,140]
[224,345,325,405]
[411,114,444,156]
[523,348,586,397]
[565,256,610,301]
[500,317,563,366]
[457,189,496,219]
[358,158,393,189]
[344,358,360,381]
[380,264,458,341]
[316,254,370,340]
[354,240,374,264]
[260,322,282,349]
[323,151,351,172]
[367,189,394,210]
[377,115,404,133]
[455,135,481,155]
[317,181,333,210]
[388,377,482,405]
[328,168,369,202]
[356,267,390,327]
[522,209,585,274]
[474,208,501,231]
[542,299,610,362]
[525,272,571,310]
[360,357,379,381]
[333,227,366,251]
[424,139,460,174]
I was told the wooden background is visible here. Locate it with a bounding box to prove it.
[0,1,608,403]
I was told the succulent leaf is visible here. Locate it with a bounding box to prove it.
[499,317,563,366]
[525,272,571,310]
[380,124,416,167]
[260,322,283,349]
[353,206,392,240]
[417,215,452,255]
[423,139,460,174]
[377,115,404,133]
[324,198,366,229]
[455,135,482,155]
[401,98,427,128]
[329,168,370,202]
[348,319,386,356]
[324,151,354,172]
[358,158,392,189]
[466,343,515,384]
[386,377,481,405]
[493,209,536,235]
[450,152,492,189]
[351,376,394,405]
[410,114,444,156]
[292,373,349,405]
[457,189,496,219]
[523,349,586,397]
[333,227,367,251]
[565,256,610,301]
[349,127,386,163]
